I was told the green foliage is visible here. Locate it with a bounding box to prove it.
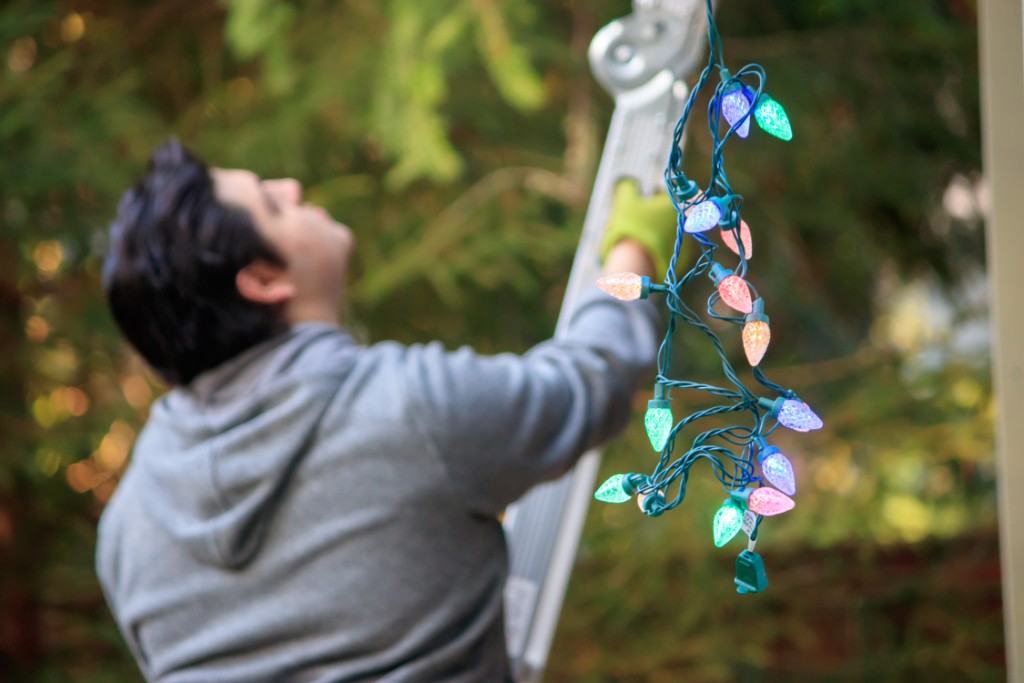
[221,0,297,93]
[366,0,546,188]
[0,0,994,679]
[467,0,546,112]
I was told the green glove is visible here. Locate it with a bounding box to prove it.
[600,179,682,279]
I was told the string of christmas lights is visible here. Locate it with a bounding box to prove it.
[592,0,822,594]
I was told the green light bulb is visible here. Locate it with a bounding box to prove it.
[713,498,744,547]
[644,403,673,452]
[754,95,793,141]
[594,474,631,504]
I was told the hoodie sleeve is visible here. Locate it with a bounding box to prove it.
[404,286,661,515]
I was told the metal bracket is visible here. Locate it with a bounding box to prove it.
[591,0,706,96]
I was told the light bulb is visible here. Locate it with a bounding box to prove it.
[713,498,744,547]
[754,95,793,141]
[759,446,796,495]
[594,474,631,503]
[683,189,707,208]
[682,191,707,219]
[720,219,753,258]
[683,199,722,233]
[718,277,753,314]
[758,397,824,432]
[644,402,673,452]
[742,322,770,366]
[777,400,823,432]
[596,272,645,301]
[747,487,795,516]
[708,264,753,314]
[721,86,753,138]
[742,299,770,366]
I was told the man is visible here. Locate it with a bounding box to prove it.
[96,140,676,682]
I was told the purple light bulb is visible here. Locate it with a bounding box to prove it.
[759,446,796,495]
[721,87,753,138]
[777,400,824,432]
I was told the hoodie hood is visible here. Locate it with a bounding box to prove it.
[132,323,356,568]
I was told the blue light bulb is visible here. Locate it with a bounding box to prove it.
[684,199,723,233]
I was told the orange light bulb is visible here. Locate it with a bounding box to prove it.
[742,299,770,366]
[683,189,707,215]
[743,322,770,366]
[596,272,644,301]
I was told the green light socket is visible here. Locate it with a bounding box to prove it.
[671,178,702,203]
[728,487,752,506]
[744,298,769,325]
[638,276,669,299]
[757,396,785,416]
[708,262,735,286]
[734,549,769,594]
[640,491,667,517]
[620,473,646,497]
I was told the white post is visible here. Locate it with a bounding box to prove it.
[979,1,1024,680]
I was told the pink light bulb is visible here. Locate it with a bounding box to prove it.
[748,487,795,516]
[720,219,753,259]
[718,275,753,314]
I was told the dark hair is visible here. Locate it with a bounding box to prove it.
[103,140,288,385]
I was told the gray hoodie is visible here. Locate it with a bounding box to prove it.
[96,287,659,682]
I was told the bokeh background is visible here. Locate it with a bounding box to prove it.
[0,0,1000,681]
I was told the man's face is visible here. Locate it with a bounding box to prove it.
[211,168,354,324]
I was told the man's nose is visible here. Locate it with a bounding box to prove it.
[264,178,302,205]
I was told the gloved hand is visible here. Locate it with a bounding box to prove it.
[599,179,681,279]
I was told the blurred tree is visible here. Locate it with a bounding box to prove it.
[0,0,991,680]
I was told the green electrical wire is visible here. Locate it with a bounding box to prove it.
[596,0,823,588]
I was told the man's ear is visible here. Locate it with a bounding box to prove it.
[236,259,296,305]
